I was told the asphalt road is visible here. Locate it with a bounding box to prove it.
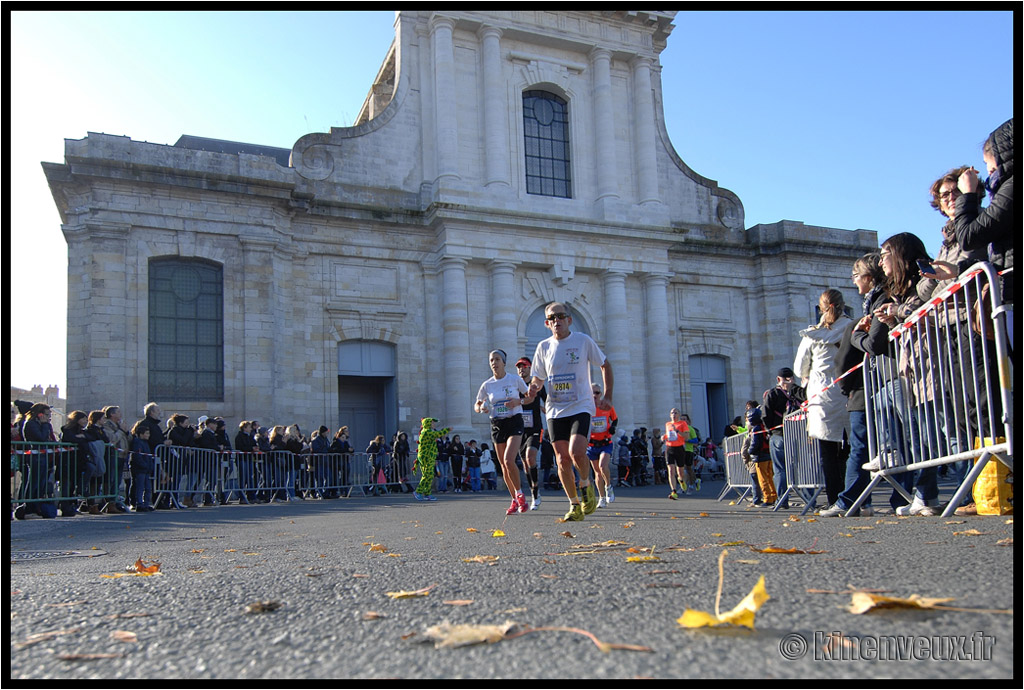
[8,480,1016,680]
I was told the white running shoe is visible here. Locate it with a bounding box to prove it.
[597,496,606,508]
[896,498,940,516]
[530,495,541,510]
[818,503,844,518]
[861,458,881,472]
[606,486,615,503]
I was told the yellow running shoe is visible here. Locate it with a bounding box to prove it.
[582,485,598,515]
[563,503,584,522]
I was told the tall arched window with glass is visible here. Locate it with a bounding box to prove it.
[523,90,571,198]
[148,258,224,401]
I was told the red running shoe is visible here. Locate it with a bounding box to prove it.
[506,500,519,515]
[516,493,529,513]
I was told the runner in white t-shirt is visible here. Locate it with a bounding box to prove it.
[475,349,533,516]
[528,302,614,522]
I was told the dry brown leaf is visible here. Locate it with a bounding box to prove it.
[462,555,500,565]
[245,601,283,614]
[128,558,161,574]
[996,537,1013,546]
[420,621,520,648]
[848,591,958,614]
[540,574,558,579]
[363,611,387,620]
[466,528,479,533]
[953,529,985,536]
[45,600,88,608]
[749,546,826,554]
[110,630,137,643]
[105,612,152,620]
[57,653,125,661]
[442,599,474,606]
[386,584,437,599]
[698,512,710,517]
[15,628,82,649]
[368,543,389,553]
[560,531,575,538]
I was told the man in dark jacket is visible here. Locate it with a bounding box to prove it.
[138,403,171,453]
[762,367,806,510]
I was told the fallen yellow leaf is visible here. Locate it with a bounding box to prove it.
[750,546,826,555]
[678,574,769,629]
[386,584,437,599]
[466,528,479,533]
[462,555,500,564]
[677,549,770,630]
[491,530,506,538]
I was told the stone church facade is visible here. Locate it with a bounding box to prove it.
[44,10,876,449]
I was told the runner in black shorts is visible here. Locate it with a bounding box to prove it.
[475,349,533,516]
[528,302,613,523]
[516,357,546,510]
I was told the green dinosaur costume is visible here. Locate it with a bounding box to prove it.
[415,417,450,497]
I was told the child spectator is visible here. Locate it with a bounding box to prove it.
[130,421,156,512]
[741,406,776,507]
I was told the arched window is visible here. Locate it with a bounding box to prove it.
[523,90,571,198]
[148,258,223,400]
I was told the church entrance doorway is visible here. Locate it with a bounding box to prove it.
[338,341,397,452]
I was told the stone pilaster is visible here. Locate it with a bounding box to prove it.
[479,25,511,189]
[590,47,619,202]
[631,56,660,206]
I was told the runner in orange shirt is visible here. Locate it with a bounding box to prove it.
[663,408,690,500]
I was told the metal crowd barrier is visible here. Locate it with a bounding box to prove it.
[11,441,121,511]
[148,447,417,505]
[849,261,1013,517]
[777,411,826,515]
[717,432,754,503]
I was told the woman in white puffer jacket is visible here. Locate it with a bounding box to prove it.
[794,289,853,507]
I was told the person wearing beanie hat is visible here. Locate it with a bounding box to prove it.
[741,404,776,506]
[762,367,806,509]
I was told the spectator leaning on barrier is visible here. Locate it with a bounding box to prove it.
[762,368,806,510]
[14,403,55,519]
[101,406,131,511]
[820,253,889,518]
[873,232,940,516]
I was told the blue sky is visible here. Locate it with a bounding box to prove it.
[8,10,1015,394]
